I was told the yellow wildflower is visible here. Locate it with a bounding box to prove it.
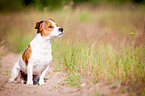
[130,32,135,35]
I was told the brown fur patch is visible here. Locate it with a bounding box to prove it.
[41,21,54,37]
[35,21,43,29]
[35,20,56,37]
[22,45,32,65]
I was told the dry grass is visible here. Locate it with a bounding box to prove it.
[0,5,145,95]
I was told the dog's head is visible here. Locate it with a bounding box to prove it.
[35,19,64,39]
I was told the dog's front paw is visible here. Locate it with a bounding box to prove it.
[8,78,15,82]
[26,81,33,85]
[39,81,45,85]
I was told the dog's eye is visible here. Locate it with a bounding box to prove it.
[48,26,52,28]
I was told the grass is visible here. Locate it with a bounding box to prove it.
[53,40,144,86]
[0,4,145,95]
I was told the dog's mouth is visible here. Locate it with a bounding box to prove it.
[59,32,64,35]
[58,32,64,37]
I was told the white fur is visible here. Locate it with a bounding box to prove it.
[9,20,63,85]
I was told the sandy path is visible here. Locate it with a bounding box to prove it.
[0,52,129,96]
[0,53,92,96]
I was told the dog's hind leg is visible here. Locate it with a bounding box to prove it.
[8,61,20,82]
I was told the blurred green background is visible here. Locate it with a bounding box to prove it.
[0,0,145,11]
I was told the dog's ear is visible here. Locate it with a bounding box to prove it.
[35,21,43,30]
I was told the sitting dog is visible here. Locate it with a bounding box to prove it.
[8,19,64,85]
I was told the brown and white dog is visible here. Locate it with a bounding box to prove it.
[8,19,64,85]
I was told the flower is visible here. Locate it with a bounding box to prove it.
[130,32,135,35]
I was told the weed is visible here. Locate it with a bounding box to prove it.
[5,70,10,73]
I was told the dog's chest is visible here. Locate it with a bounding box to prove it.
[30,51,52,74]
[30,44,52,74]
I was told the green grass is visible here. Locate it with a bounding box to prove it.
[52,40,144,87]
[0,4,144,95]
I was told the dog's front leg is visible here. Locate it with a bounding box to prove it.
[26,64,33,85]
[39,65,49,85]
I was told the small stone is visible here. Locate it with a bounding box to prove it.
[81,83,86,87]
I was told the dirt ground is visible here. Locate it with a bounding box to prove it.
[0,48,129,96]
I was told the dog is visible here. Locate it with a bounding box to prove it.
[8,19,64,85]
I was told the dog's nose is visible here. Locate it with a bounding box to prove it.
[59,28,63,32]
